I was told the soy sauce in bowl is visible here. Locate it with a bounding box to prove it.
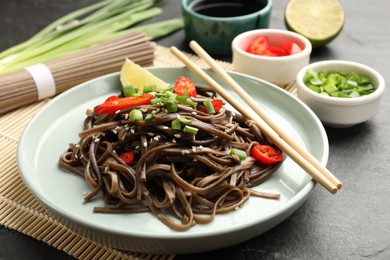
[189,0,266,18]
[182,0,272,55]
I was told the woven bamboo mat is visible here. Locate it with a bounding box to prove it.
[0,44,296,259]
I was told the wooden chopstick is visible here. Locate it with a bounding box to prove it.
[188,41,343,189]
[171,43,342,194]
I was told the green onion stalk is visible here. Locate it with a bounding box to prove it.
[0,0,184,74]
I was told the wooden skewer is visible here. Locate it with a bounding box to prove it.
[171,43,342,194]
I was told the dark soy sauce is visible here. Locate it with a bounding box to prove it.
[189,0,266,18]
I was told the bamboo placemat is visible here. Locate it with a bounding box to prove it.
[0,44,296,259]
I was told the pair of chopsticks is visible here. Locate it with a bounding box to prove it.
[171,41,342,194]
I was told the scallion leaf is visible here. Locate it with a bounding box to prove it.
[143,84,157,93]
[229,149,247,161]
[171,119,182,130]
[203,100,215,114]
[177,116,192,125]
[0,0,184,74]
[122,85,139,96]
[185,99,197,108]
[183,125,198,135]
[129,109,143,121]
[144,112,155,121]
[165,102,178,113]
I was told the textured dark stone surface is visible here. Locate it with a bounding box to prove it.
[1,0,389,259]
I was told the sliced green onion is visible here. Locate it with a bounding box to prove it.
[203,100,215,114]
[310,78,323,85]
[183,125,198,135]
[160,86,174,93]
[185,99,197,108]
[144,112,155,121]
[229,149,247,161]
[143,84,157,93]
[171,119,182,130]
[165,102,178,113]
[177,116,192,125]
[303,69,375,98]
[122,85,139,96]
[151,98,163,105]
[323,83,337,93]
[129,109,143,121]
[176,91,188,104]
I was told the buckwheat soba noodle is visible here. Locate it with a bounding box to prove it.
[58,85,284,231]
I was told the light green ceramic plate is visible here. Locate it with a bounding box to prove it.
[17,67,328,254]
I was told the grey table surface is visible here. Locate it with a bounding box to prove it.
[1,0,389,259]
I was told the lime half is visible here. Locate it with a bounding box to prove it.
[120,58,170,91]
[285,0,345,47]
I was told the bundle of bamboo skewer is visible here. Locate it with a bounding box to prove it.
[0,32,154,114]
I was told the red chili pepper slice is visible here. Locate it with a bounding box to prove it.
[281,41,302,55]
[119,151,134,165]
[94,93,154,114]
[200,99,224,113]
[250,144,283,164]
[246,36,269,55]
[264,46,287,57]
[246,36,302,57]
[174,76,197,98]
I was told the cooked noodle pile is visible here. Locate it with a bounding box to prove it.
[58,87,283,231]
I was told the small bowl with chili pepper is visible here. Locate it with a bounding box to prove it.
[296,60,385,128]
[232,29,312,86]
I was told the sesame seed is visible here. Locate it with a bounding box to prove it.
[147,132,154,136]
[191,111,197,115]
[174,134,181,138]
[162,126,169,130]
[130,129,135,134]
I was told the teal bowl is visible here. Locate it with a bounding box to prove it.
[182,0,272,56]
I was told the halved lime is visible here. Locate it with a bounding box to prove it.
[120,58,170,91]
[285,0,345,47]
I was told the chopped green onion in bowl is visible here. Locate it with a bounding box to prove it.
[303,69,375,98]
[296,60,385,128]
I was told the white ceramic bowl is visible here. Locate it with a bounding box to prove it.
[232,29,312,86]
[296,60,385,128]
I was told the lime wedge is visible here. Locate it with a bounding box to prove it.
[285,0,345,47]
[120,58,170,91]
